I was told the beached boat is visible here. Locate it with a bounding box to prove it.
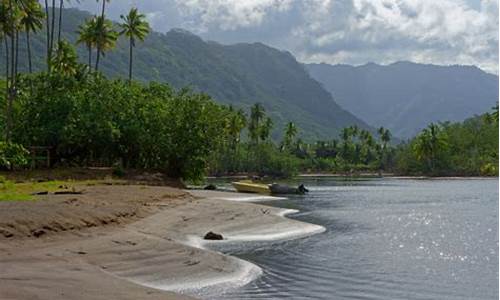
[232,181,271,194]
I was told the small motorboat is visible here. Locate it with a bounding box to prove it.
[270,183,309,195]
[232,180,271,194]
[232,180,309,195]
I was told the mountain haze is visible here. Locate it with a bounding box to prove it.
[2,8,370,140]
[306,62,499,138]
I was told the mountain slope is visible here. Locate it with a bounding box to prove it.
[1,8,369,140]
[306,62,499,138]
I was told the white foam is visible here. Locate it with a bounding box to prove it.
[133,256,263,294]
[126,196,325,296]
[218,195,287,202]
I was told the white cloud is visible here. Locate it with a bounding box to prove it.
[70,0,499,73]
[174,0,293,31]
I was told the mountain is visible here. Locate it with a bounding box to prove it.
[305,62,499,138]
[1,8,370,140]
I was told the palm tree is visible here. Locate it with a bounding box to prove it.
[413,123,447,172]
[259,117,273,142]
[119,8,149,82]
[378,127,391,148]
[51,39,79,76]
[57,0,79,43]
[282,121,297,151]
[94,0,110,71]
[76,17,97,69]
[43,0,50,70]
[20,0,44,73]
[226,108,246,149]
[249,103,265,144]
[93,16,117,71]
[2,0,23,141]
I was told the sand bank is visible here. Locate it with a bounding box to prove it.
[0,186,325,299]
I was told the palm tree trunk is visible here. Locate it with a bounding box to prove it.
[14,30,19,81]
[6,31,15,142]
[128,37,133,83]
[26,30,32,74]
[95,0,107,72]
[58,0,63,43]
[88,45,92,70]
[44,0,51,72]
[101,0,106,18]
[4,37,9,88]
[4,37,9,140]
[95,49,100,71]
[50,0,56,56]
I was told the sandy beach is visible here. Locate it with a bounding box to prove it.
[0,185,324,300]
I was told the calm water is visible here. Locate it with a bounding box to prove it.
[208,178,498,300]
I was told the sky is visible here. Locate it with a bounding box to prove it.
[69,0,499,74]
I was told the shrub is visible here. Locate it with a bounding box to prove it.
[0,142,29,169]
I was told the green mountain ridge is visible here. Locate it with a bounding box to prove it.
[306,61,499,138]
[1,8,370,140]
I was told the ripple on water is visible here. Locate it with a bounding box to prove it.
[205,179,498,300]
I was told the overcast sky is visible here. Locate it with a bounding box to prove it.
[69,0,499,74]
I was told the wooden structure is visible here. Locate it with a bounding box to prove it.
[29,146,51,169]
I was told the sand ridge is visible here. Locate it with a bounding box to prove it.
[0,186,325,299]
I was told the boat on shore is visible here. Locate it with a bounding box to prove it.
[232,180,271,194]
[232,180,308,195]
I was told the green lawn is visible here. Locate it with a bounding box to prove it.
[0,179,101,201]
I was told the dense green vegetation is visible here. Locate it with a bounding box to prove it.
[395,111,499,176]
[0,7,370,140]
[0,1,497,181]
[307,62,499,138]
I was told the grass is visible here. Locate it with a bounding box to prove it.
[0,178,102,201]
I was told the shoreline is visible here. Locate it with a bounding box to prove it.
[0,186,325,300]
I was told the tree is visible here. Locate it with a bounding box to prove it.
[259,117,273,142]
[226,108,246,149]
[282,121,297,151]
[119,7,149,82]
[51,39,79,76]
[248,103,265,144]
[1,0,23,140]
[93,16,117,71]
[76,17,97,69]
[57,0,79,44]
[413,123,448,173]
[378,127,391,149]
[20,0,44,74]
[94,0,110,71]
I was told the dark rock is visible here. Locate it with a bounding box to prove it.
[32,229,46,237]
[204,231,223,240]
[32,191,49,195]
[54,190,83,195]
[203,184,217,190]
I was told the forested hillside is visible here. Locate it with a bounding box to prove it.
[0,8,369,140]
[306,62,498,138]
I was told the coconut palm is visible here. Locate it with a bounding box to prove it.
[20,0,44,73]
[259,117,273,142]
[413,123,447,172]
[93,16,117,71]
[51,39,79,76]
[94,0,110,70]
[378,127,391,148]
[226,108,246,149]
[282,121,297,151]
[119,7,149,82]
[76,17,97,69]
[249,103,265,144]
[1,0,23,140]
[57,0,79,43]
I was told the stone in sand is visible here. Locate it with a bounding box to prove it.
[204,231,223,240]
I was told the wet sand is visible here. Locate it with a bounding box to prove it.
[0,186,324,299]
